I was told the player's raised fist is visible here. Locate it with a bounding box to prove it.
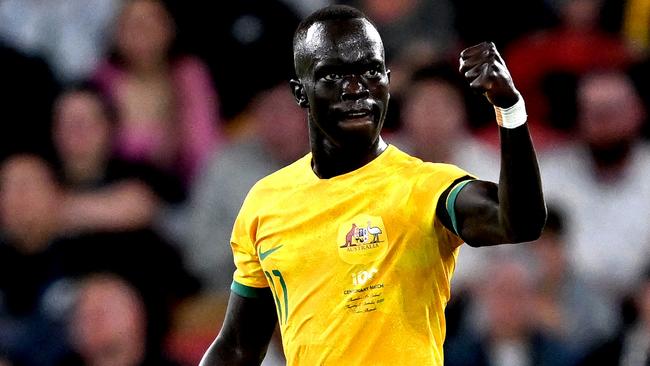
[459,42,520,108]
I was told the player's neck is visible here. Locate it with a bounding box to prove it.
[310,136,387,179]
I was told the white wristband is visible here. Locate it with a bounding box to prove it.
[494,97,527,129]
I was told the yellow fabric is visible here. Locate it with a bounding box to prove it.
[231,145,470,365]
[623,0,650,51]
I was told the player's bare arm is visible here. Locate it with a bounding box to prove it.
[199,291,277,366]
[437,42,546,247]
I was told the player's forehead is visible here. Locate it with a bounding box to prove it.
[304,18,384,70]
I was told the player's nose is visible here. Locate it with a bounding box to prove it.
[341,75,369,101]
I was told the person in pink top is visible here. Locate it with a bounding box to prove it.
[94,0,223,186]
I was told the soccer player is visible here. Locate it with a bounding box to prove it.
[200,5,546,365]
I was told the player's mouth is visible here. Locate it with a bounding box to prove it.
[338,109,374,127]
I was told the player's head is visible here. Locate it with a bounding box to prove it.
[290,5,390,150]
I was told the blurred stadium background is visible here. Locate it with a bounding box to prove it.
[1,0,650,365]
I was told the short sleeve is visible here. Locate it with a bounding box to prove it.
[230,192,270,297]
[415,163,475,253]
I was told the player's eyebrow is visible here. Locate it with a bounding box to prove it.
[313,58,383,76]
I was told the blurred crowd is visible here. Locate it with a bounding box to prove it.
[1,0,650,365]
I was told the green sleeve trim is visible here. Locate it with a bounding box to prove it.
[231,281,269,298]
[445,179,473,236]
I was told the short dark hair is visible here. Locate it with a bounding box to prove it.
[293,5,375,77]
[293,5,369,47]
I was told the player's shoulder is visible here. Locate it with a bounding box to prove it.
[246,153,313,198]
[389,145,468,177]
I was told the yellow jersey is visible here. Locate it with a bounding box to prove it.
[230,144,470,365]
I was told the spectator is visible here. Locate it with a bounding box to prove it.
[94,0,223,186]
[445,254,577,366]
[164,81,305,366]
[52,83,185,236]
[0,153,72,365]
[0,152,199,365]
[65,273,179,366]
[392,62,500,179]
[580,262,650,365]
[185,81,308,293]
[539,69,650,299]
[52,228,200,366]
[501,0,633,150]
[49,84,202,358]
[389,62,500,289]
[527,207,619,357]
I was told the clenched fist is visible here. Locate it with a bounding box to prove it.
[459,42,520,109]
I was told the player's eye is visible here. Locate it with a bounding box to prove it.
[323,73,343,81]
[363,69,380,78]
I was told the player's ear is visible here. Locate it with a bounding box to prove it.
[290,79,309,108]
[386,69,391,100]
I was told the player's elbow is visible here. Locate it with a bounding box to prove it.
[507,207,547,243]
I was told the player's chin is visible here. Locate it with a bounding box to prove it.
[334,125,381,150]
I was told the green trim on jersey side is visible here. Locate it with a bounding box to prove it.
[231,281,269,298]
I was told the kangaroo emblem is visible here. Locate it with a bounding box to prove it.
[341,223,358,248]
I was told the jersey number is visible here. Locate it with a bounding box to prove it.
[265,270,288,325]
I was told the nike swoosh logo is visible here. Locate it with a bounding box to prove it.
[259,245,283,261]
